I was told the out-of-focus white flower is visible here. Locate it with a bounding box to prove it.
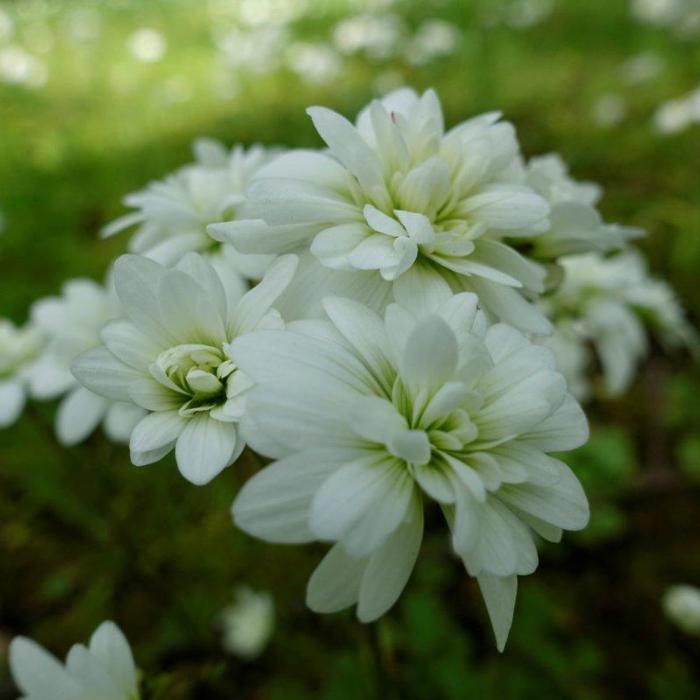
[9,620,140,700]
[27,278,145,445]
[332,13,406,61]
[235,0,307,27]
[592,94,627,128]
[619,51,664,85]
[406,20,461,65]
[287,42,342,85]
[653,87,700,134]
[102,140,277,278]
[62,8,101,43]
[630,0,685,25]
[663,584,700,635]
[507,0,555,29]
[221,587,275,659]
[73,253,297,485]
[214,88,553,334]
[214,25,288,74]
[0,7,13,42]
[0,45,47,87]
[231,292,589,650]
[515,154,640,259]
[127,28,166,63]
[544,250,696,396]
[0,319,44,428]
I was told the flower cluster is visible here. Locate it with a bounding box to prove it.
[3,87,695,657]
[541,249,696,398]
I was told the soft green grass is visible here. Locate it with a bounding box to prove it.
[1,1,699,697]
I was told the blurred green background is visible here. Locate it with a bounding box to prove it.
[1,0,699,697]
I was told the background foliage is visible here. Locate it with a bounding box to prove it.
[1,0,699,697]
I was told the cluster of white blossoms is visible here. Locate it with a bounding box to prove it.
[542,249,696,399]
[3,88,695,658]
[9,621,140,700]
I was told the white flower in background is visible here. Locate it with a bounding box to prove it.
[592,94,627,128]
[27,278,145,445]
[221,586,275,659]
[102,140,276,277]
[630,0,685,26]
[287,42,342,85]
[231,292,589,650]
[406,20,462,65]
[0,46,48,87]
[653,86,700,135]
[234,0,307,28]
[0,319,44,428]
[515,153,640,259]
[73,253,297,485]
[544,250,696,396]
[663,584,700,635]
[215,88,554,333]
[619,51,664,85]
[214,24,288,75]
[127,28,166,63]
[332,13,406,61]
[9,620,140,700]
[506,0,555,29]
[0,7,14,42]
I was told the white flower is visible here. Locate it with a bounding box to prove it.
[72,252,297,485]
[230,291,589,650]
[27,278,145,445]
[286,42,342,85]
[221,586,275,659]
[127,28,166,63]
[102,140,277,277]
[9,620,140,700]
[515,154,640,259]
[544,250,696,396]
[406,20,462,65]
[332,14,406,61]
[663,584,700,635]
[0,319,44,428]
[214,88,554,333]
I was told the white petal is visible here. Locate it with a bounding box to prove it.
[130,410,187,464]
[357,499,423,621]
[310,456,412,555]
[463,186,549,229]
[392,260,452,318]
[103,403,146,443]
[0,378,25,428]
[306,543,365,614]
[498,459,590,531]
[64,644,124,700]
[307,106,388,206]
[72,347,140,403]
[469,277,552,335]
[233,448,358,543]
[9,637,83,699]
[477,573,518,652]
[322,296,394,393]
[127,376,181,411]
[56,387,108,446]
[521,394,589,451]
[101,320,161,371]
[158,269,226,345]
[348,395,407,444]
[88,622,138,696]
[175,415,238,484]
[176,252,227,320]
[112,254,174,345]
[231,254,297,335]
[399,314,458,395]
